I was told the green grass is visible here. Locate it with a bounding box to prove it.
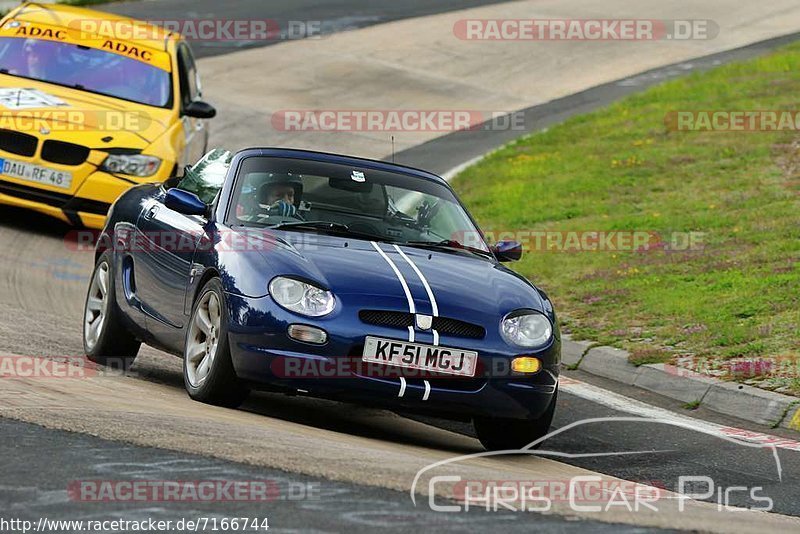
[453,43,800,393]
[628,347,672,367]
[683,400,702,411]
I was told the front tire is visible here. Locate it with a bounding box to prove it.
[474,390,557,451]
[183,278,249,408]
[83,250,140,370]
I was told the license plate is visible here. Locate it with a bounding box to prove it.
[0,157,72,189]
[362,336,478,377]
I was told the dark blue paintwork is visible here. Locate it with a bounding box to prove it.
[164,188,208,216]
[97,148,560,421]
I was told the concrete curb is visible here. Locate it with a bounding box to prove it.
[562,334,800,431]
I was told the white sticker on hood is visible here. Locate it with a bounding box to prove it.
[0,88,69,110]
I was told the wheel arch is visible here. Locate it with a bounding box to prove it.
[95,233,113,264]
[191,267,222,308]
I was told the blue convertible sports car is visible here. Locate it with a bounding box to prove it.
[83,148,561,450]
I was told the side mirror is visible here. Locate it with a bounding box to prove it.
[492,240,523,262]
[184,100,217,119]
[165,188,207,216]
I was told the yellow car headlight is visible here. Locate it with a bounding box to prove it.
[101,154,161,177]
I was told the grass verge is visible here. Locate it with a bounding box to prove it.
[453,42,800,395]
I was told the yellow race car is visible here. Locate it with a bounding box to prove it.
[0,2,215,228]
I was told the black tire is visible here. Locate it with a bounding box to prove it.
[474,390,557,451]
[83,250,140,370]
[183,278,249,408]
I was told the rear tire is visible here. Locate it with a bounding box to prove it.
[83,250,140,370]
[474,390,557,451]
[183,278,249,408]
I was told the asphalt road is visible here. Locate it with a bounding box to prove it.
[1,417,661,534]
[1,1,800,532]
[1,201,799,531]
[103,0,512,58]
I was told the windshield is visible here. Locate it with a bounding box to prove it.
[0,37,172,108]
[230,156,490,253]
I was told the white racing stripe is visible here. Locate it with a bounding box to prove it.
[371,242,416,343]
[398,377,407,398]
[560,376,800,452]
[394,244,441,346]
[393,245,438,316]
[423,380,431,401]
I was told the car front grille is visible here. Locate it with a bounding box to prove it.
[41,140,90,166]
[0,128,38,157]
[359,310,486,339]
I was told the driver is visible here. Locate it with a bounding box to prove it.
[255,175,304,221]
[23,39,50,79]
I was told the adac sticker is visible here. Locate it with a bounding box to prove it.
[0,88,69,110]
[0,21,171,72]
[11,25,68,41]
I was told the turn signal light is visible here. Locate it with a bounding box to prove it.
[511,357,542,374]
[287,324,328,345]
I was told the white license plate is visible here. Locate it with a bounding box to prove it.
[0,157,72,189]
[362,336,478,377]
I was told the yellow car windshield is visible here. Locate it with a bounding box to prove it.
[0,37,172,108]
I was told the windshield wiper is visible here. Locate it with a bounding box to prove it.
[399,239,494,259]
[266,221,383,240]
[268,221,350,232]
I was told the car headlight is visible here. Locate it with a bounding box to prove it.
[269,277,335,317]
[501,311,553,348]
[101,154,161,177]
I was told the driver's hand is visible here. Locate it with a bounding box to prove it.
[270,200,301,219]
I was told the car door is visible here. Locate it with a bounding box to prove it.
[133,191,205,351]
[131,154,228,353]
[177,42,209,166]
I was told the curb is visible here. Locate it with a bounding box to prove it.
[561,335,800,431]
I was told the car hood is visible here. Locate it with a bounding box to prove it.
[0,75,173,146]
[246,230,546,321]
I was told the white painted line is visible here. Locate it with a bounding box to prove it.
[560,377,800,452]
[407,326,415,343]
[398,377,407,398]
[441,153,488,181]
[423,380,431,401]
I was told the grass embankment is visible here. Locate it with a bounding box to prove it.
[454,43,800,394]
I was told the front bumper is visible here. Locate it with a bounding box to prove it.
[226,293,560,421]
[0,175,112,228]
[0,156,171,229]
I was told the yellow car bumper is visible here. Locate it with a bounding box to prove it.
[0,169,165,230]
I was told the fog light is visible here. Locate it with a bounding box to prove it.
[511,357,541,374]
[287,324,328,344]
